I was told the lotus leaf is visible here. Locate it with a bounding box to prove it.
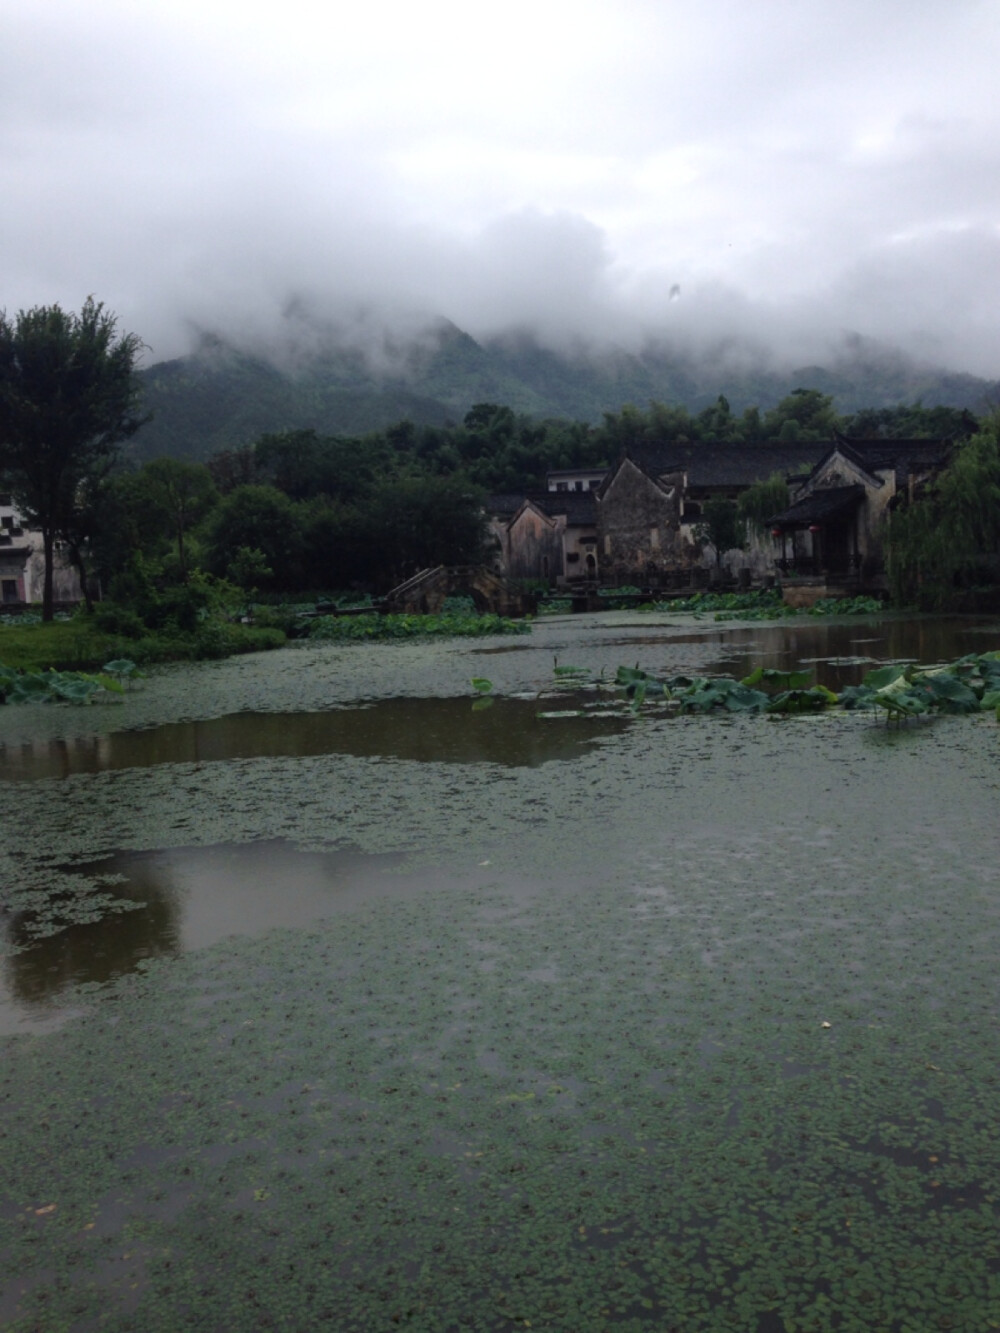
[765,685,838,713]
[741,665,814,692]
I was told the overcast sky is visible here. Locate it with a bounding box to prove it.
[4,0,1000,374]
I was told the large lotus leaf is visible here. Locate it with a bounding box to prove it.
[741,665,813,692]
[863,663,913,690]
[721,683,771,712]
[912,671,980,713]
[679,678,768,713]
[974,656,1000,689]
[873,687,930,718]
[765,684,838,714]
[102,658,139,678]
[615,665,651,686]
[8,673,56,702]
[836,684,876,710]
[47,676,101,703]
[615,666,665,704]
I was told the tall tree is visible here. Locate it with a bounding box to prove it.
[886,423,1000,607]
[0,299,146,619]
[140,458,218,579]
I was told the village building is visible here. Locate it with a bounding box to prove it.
[487,487,598,586]
[768,435,954,604]
[0,494,34,605]
[493,436,958,596]
[545,467,606,494]
[595,443,826,587]
[0,493,83,608]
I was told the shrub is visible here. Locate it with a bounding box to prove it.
[92,603,147,639]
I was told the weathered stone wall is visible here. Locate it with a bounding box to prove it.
[597,460,686,584]
[798,453,898,577]
[504,505,565,584]
[562,524,599,582]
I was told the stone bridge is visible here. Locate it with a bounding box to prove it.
[383,565,536,617]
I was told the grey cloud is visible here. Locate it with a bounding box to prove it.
[2,0,999,381]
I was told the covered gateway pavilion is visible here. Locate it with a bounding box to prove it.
[768,483,867,581]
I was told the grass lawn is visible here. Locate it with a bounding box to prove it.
[0,619,115,671]
[0,617,285,671]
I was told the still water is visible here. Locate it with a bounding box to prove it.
[0,841,422,1029]
[0,697,628,782]
[2,611,997,1032]
[4,616,1000,1329]
[613,612,1000,687]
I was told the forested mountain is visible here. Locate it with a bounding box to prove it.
[132,319,1000,463]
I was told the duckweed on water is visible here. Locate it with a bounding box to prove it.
[2,619,1000,1330]
[3,846,1000,1331]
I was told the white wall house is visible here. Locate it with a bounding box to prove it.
[0,494,82,607]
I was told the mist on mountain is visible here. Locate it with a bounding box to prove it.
[134,306,1000,465]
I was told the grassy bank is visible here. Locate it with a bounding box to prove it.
[0,617,285,672]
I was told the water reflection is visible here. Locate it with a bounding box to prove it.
[0,840,412,1032]
[6,862,182,1007]
[0,697,629,782]
[618,616,999,689]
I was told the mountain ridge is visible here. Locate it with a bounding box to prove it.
[131,320,1000,462]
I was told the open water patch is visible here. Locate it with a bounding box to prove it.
[0,696,630,781]
[0,839,429,1033]
[598,616,1000,689]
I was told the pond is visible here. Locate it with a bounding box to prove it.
[0,696,629,782]
[2,610,1000,1332]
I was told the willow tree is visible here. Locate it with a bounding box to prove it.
[885,425,1000,608]
[0,299,146,619]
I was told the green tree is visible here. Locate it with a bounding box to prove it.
[0,299,146,619]
[886,426,1000,607]
[227,546,273,614]
[205,485,304,590]
[695,497,742,565]
[736,472,791,535]
[763,389,839,443]
[254,429,388,504]
[366,474,486,585]
[843,403,977,440]
[140,458,218,579]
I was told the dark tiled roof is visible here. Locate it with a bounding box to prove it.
[487,490,597,525]
[831,435,952,481]
[629,442,828,488]
[486,492,540,519]
[769,485,866,528]
[536,490,597,524]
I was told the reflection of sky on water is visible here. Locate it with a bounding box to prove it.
[0,697,628,782]
[0,841,413,1033]
[3,614,997,1032]
[606,615,999,689]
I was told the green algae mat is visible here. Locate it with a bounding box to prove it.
[2,616,1000,1331]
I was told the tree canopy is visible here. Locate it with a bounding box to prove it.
[0,299,146,618]
[886,418,1000,608]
